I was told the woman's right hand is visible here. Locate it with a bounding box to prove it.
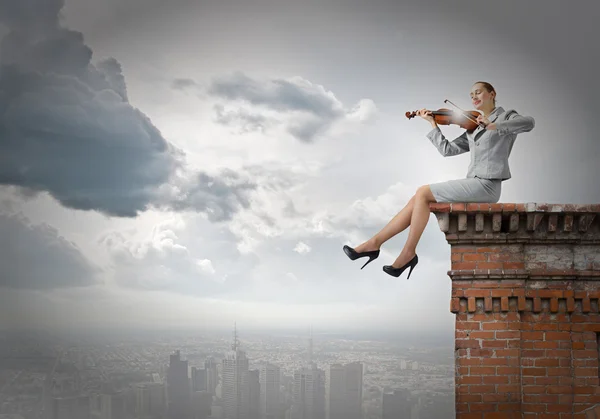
[417,108,434,122]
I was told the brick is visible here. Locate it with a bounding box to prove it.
[496,331,520,339]
[470,331,496,339]
[457,321,482,330]
[462,376,484,384]
[456,339,482,349]
[523,367,547,376]
[469,385,497,394]
[451,297,461,312]
[457,394,484,402]
[482,375,509,384]
[545,331,571,341]
[482,322,509,330]
[465,289,492,298]
[482,358,510,366]
[471,367,498,375]
[454,262,478,270]
[465,253,488,262]
[469,297,477,312]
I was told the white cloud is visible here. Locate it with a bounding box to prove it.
[99,215,223,294]
[197,259,216,275]
[294,242,311,254]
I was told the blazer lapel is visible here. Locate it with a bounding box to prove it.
[473,107,504,141]
[488,106,504,123]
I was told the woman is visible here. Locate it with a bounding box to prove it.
[343,81,535,278]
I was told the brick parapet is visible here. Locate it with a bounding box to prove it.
[429,202,600,417]
[430,203,600,283]
[430,203,599,243]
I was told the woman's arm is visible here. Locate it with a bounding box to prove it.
[426,123,470,157]
[490,110,535,135]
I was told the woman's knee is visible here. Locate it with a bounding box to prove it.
[416,185,436,202]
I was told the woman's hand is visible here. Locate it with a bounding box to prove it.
[417,108,435,125]
[476,114,496,130]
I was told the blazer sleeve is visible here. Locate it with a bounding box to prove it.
[494,110,535,135]
[426,126,470,157]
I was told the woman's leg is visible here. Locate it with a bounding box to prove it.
[353,195,417,253]
[391,185,437,268]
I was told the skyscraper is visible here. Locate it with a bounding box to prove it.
[205,358,219,396]
[191,367,207,393]
[328,362,363,419]
[248,369,260,419]
[222,324,250,419]
[100,392,127,419]
[135,382,167,419]
[290,366,326,419]
[290,329,325,419]
[259,363,281,419]
[51,395,90,419]
[167,350,191,419]
[382,389,411,419]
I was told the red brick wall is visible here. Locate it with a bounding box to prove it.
[430,203,600,418]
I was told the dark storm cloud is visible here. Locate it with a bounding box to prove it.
[0,211,100,289]
[0,0,255,220]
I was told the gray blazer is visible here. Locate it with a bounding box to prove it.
[425,106,535,180]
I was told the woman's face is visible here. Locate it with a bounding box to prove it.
[470,84,494,110]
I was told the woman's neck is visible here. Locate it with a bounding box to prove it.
[483,105,495,117]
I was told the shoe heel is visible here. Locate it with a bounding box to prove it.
[361,255,376,270]
[406,256,419,280]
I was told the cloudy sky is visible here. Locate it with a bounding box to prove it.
[1,0,598,335]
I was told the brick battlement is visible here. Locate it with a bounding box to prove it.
[451,287,600,314]
[431,203,600,244]
[429,202,600,418]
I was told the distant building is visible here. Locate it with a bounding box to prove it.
[328,362,363,419]
[192,368,207,392]
[135,382,167,419]
[382,389,411,419]
[205,358,219,395]
[222,325,251,419]
[259,363,281,419]
[290,366,326,419]
[50,395,90,419]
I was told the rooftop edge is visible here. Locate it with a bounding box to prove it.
[429,203,600,213]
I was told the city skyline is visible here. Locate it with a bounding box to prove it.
[0,326,453,419]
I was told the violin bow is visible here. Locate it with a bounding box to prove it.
[444,99,487,128]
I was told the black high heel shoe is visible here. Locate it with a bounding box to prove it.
[343,245,380,269]
[383,255,418,279]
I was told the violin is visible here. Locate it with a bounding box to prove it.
[405,100,486,132]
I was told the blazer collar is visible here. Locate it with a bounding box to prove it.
[487,106,504,123]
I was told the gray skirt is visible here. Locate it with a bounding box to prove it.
[429,176,502,203]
